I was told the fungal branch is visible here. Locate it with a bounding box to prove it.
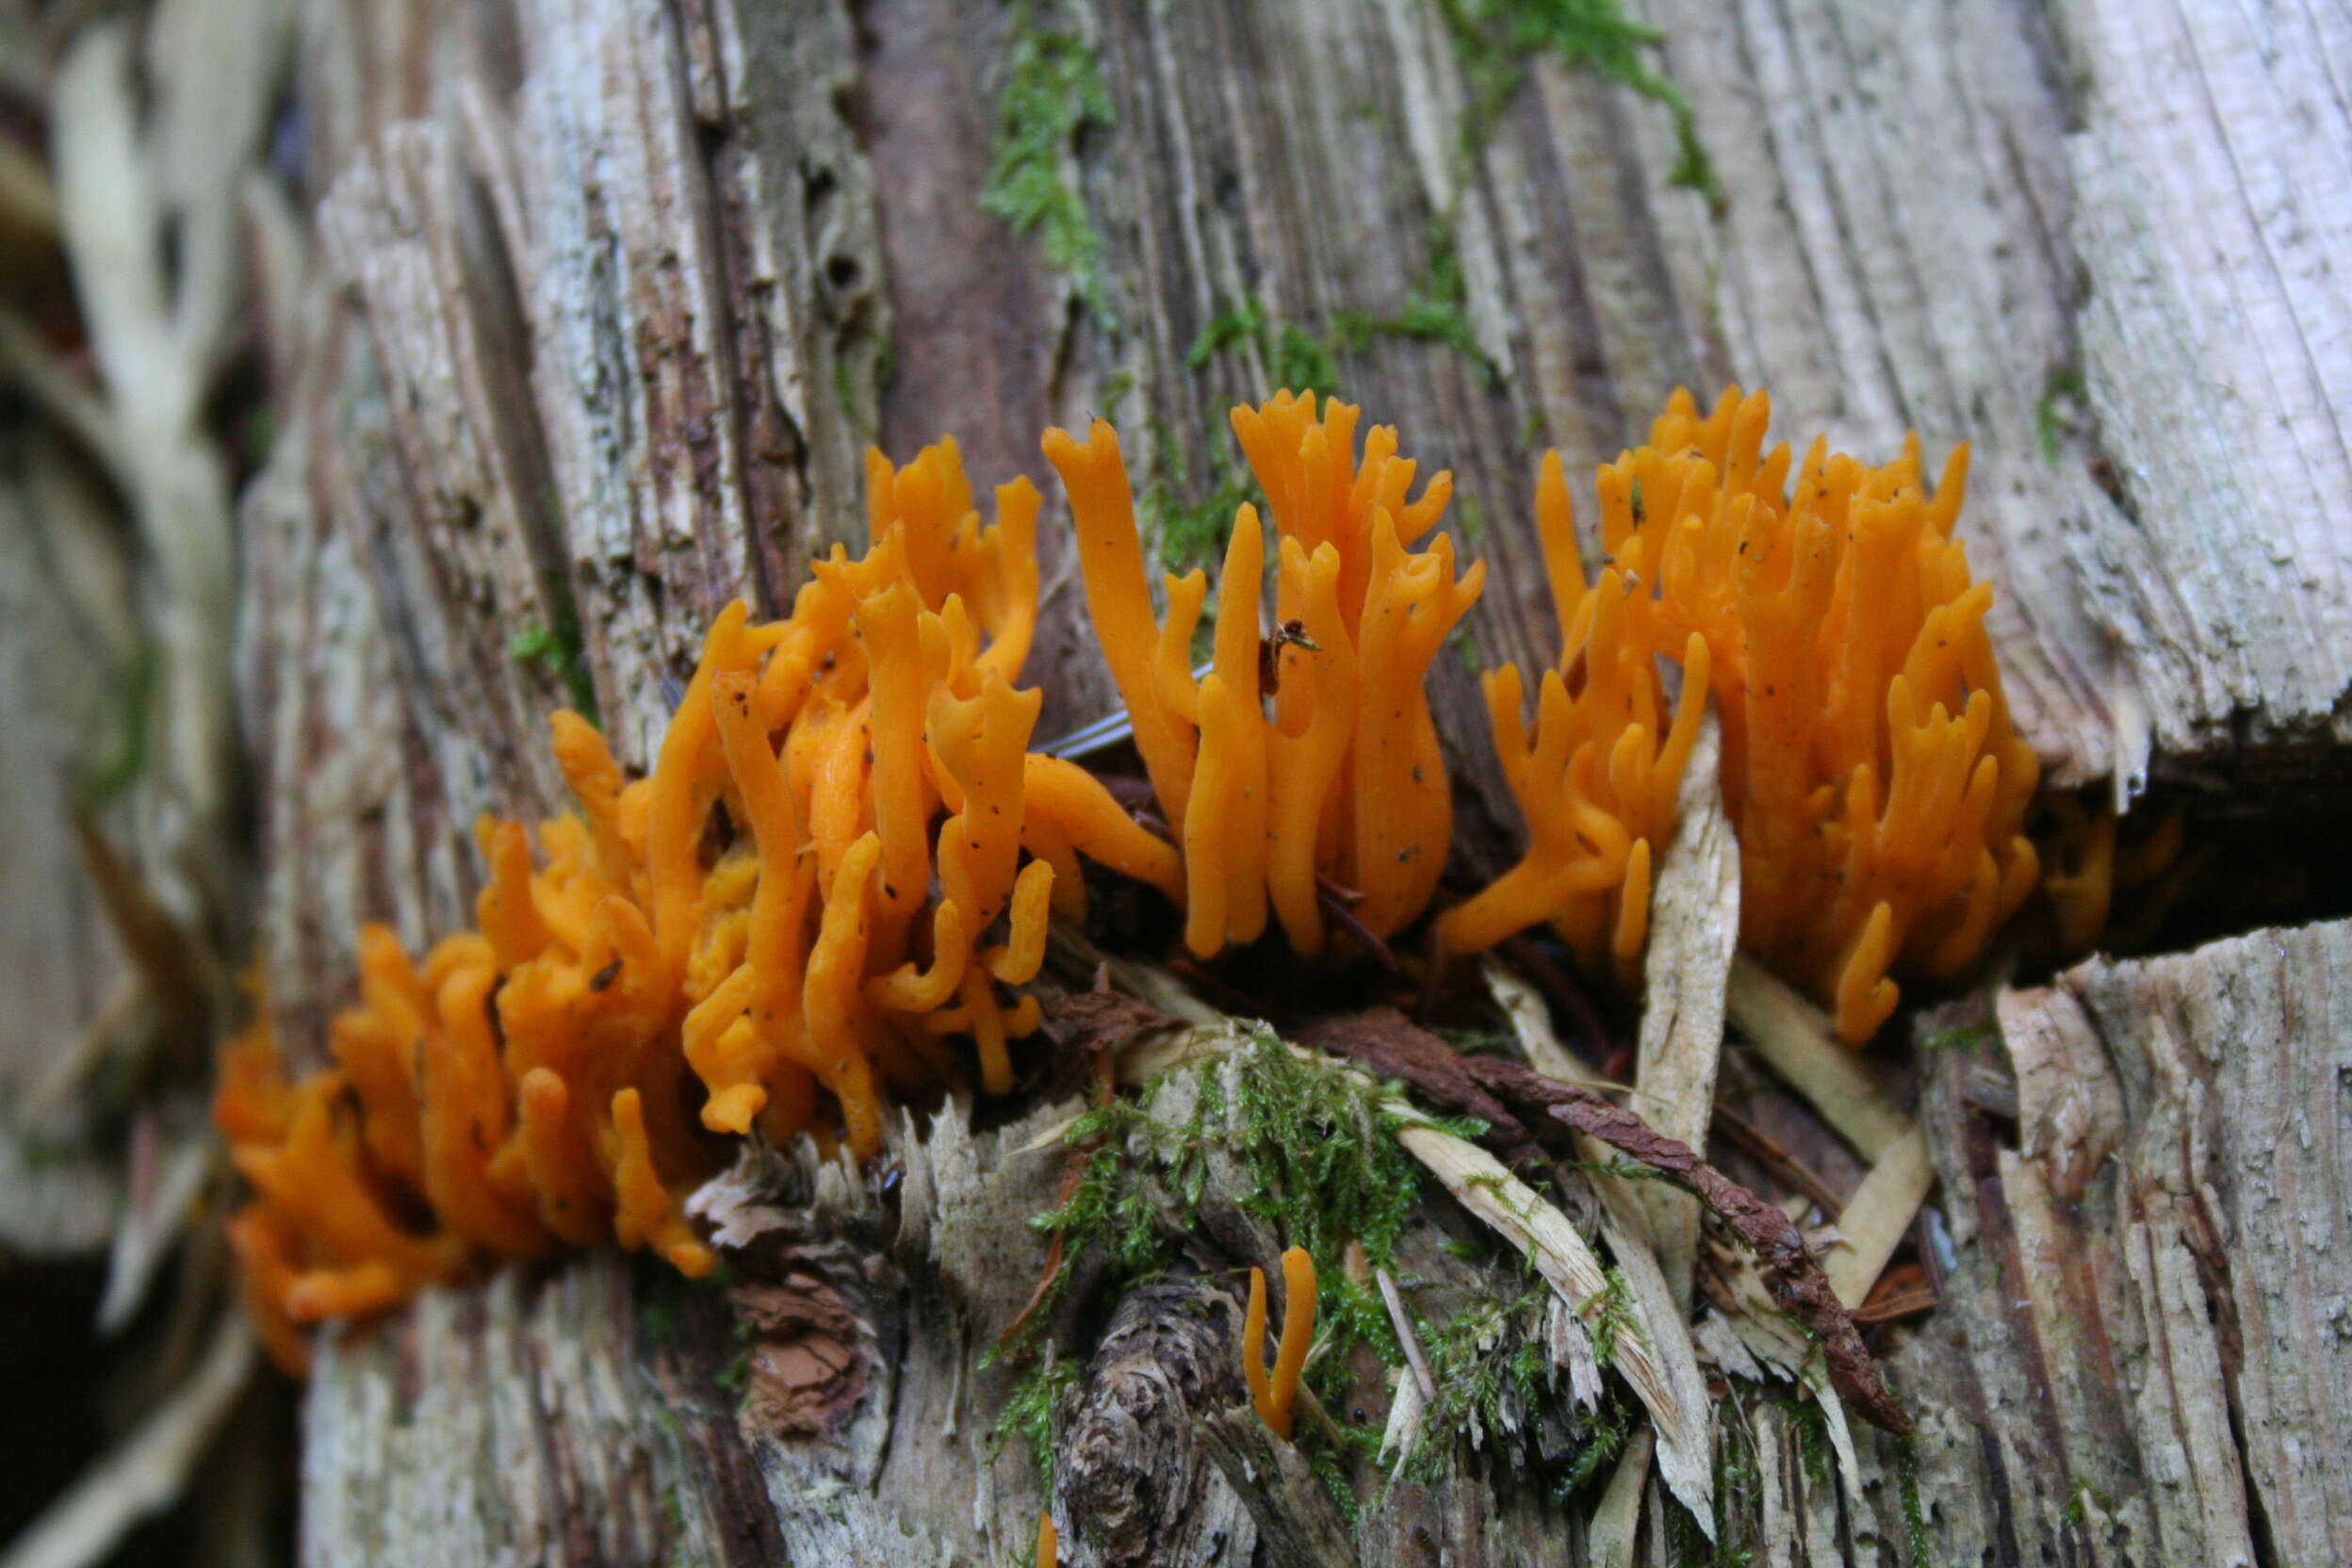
[1043,391,1487,957]
[1637,389,2039,1041]
[1243,1245,1320,1441]
[1441,386,2040,1043]
[1435,448,1714,991]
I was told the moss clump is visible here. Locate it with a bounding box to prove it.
[1402,1280,1554,1482]
[1135,416,1258,574]
[1188,294,1342,397]
[1896,1433,1935,1566]
[1786,1391,1833,1487]
[2036,367,2087,466]
[1583,1266,1636,1370]
[1328,242,1496,384]
[1164,263,1493,572]
[508,620,598,722]
[1562,1397,1634,1494]
[992,1352,1082,1494]
[1643,1381,1780,1566]
[1020,1026,1449,1333]
[1925,1020,1996,1054]
[1186,249,1494,412]
[1000,1026,1479,1524]
[1441,0,1718,207]
[982,4,1115,324]
[81,643,156,807]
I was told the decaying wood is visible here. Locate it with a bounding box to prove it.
[1056,1280,1258,1566]
[172,0,2352,1560]
[1628,711,1735,1308]
[1196,1407,1354,1568]
[303,1251,786,1568]
[1918,923,2350,1564]
[1304,1009,1904,1436]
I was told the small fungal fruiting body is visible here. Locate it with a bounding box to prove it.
[1044,391,1485,957]
[1446,386,2039,1043]
[1242,1244,1319,1440]
[217,437,1179,1372]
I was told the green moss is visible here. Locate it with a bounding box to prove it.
[1668,1410,1769,1568]
[2058,1479,2113,1530]
[80,643,156,807]
[2036,368,2086,466]
[1441,0,1718,208]
[1187,296,1270,375]
[1187,292,1340,402]
[1666,1497,1756,1568]
[1924,1020,1995,1054]
[1158,468,1256,575]
[1001,1028,1485,1527]
[1187,612,1218,671]
[991,1352,1081,1494]
[1135,416,1258,574]
[983,4,1115,324]
[1446,627,1479,675]
[1896,1433,1935,1566]
[509,620,599,723]
[1099,368,1137,417]
[832,355,860,428]
[1027,1026,1448,1294]
[1329,243,1496,384]
[1168,249,1495,578]
[1517,405,1548,454]
[1561,1396,1633,1494]
[1188,248,1494,411]
[1583,1266,1636,1370]
[1402,1280,1557,1483]
[1451,490,1489,549]
[1566,1155,1676,1185]
[1435,1023,1515,1057]
[1787,1392,1833,1487]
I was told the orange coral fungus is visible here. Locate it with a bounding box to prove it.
[1036,1510,1059,1568]
[217,436,1180,1368]
[1435,448,1712,989]
[1044,392,1485,956]
[1448,387,2039,1043]
[1242,1245,1318,1441]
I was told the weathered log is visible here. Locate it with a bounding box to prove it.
[218,0,2352,1562]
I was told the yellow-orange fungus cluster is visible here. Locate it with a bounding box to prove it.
[214,385,2050,1372]
[1444,386,2039,1043]
[216,437,1191,1371]
[1043,392,1484,957]
[1243,1245,1318,1441]
[1434,450,1713,990]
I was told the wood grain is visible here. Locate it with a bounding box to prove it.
[251,0,2352,1560]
